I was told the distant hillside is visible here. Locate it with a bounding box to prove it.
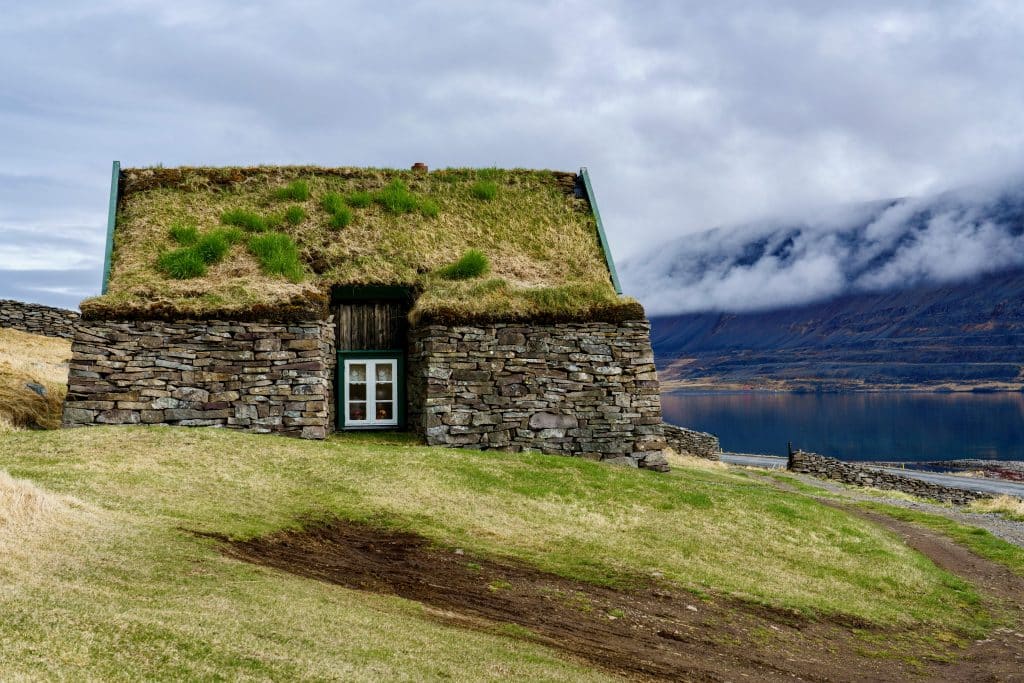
[650,268,1024,390]
[623,176,1024,390]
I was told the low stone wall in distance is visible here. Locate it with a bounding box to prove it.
[63,319,335,439]
[0,299,80,339]
[662,423,720,460]
[787,450,989,505]
[407,320,669,471]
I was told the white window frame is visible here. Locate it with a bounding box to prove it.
[343,358,399,428]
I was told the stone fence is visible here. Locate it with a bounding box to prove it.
[0,299,80,339]
[787,450,990,505]
[662,423,721,460]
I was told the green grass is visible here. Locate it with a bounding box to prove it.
[284,205,306,226]
[858,502,1024,577]
[221,208,268,232]
[168,221,199,246]
[471,180,498,201]
[193,232,232,265]
[320,191,347,215]
[374,179,420,214]
[419,198,440,218]
[272,180,310,201]
[437,249,490,280]
[329,205,353,229]
[0,427,1000,678]
[157,248,207,279]
[248,232,304,282]
[346,190,372,208]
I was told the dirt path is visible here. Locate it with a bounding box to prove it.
[212,518,1023,682]
[843,506,1024,682]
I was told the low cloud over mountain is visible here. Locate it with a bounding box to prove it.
[622,174,1024,315]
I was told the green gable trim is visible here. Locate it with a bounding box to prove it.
[579,167,622,295]
[101,160,121,294]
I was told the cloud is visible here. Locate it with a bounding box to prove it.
[621,172,1024,314]
[3,2,1024,308]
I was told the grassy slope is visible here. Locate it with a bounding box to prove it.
[88,168,630,320]
[0,427,993,679]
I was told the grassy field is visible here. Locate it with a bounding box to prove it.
[0,426,995,679]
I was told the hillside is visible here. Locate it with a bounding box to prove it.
[1,426,1019,680]
[651,268,1024,390]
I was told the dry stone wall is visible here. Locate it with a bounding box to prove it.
[662,423,720,460]
[787,450,990,505]
[407,320,669,471]
[0,299,79,339]
[63,319,335,439]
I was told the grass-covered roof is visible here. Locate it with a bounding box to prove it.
[82,166,641,323]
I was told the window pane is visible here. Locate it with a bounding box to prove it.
[349,364,366,382]
[349,402,367,421]
[349,383,366,401]
[375,383,393,401]
[376,402,393,420]
[376,363,393,382]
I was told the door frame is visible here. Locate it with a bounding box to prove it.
[337,350,405,430]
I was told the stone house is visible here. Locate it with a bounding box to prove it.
[64,164,668,470]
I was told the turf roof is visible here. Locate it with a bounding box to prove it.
[81,166,642,323]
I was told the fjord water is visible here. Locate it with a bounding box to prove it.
[662,391,1024,462]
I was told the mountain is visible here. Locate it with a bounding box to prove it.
[622,179,1024,390]
[649,268,1024,390]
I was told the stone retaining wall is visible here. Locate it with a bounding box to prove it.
[662,423,721,460]
[787,450,989,505]
[407,320,669,471]
[0,299,80,339]
[63,319,335,439]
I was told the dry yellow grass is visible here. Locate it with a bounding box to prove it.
[968,494,1024,520]
[664,448,729,471]
[0,328,71,430]
[84,167,633,320]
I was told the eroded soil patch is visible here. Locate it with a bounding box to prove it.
[211,519,1005,682]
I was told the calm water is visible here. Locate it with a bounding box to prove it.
[661,391,1024,462]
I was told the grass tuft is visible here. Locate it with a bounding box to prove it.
[320,192,346,215]
[419,198,440,218]
[374,180,419,214]
[284,206,306,226]
[158,248,207,279]
[321,192,352,229]
[221,209,268,233]
[248,232,304,282]
[168,221,199,246]
[272,180,310,202]
[346,191,372,208]
[437,249,490,280]
[193,232,232,265]
[329,206,353,229]
[470,180,498,201]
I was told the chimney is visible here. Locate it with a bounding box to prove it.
[411,162,428,173]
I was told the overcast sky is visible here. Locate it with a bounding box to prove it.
[3,1,1024,310]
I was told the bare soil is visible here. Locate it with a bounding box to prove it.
[214,517,1024,681]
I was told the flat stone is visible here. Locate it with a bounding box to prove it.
[528,412,578,430]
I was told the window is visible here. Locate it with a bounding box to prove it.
[344,358,398,428]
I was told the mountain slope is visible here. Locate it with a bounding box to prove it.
[650,266,1024,389]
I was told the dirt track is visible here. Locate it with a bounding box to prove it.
[214,517,1024,681]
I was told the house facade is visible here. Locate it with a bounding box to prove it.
[63,164,668,470]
